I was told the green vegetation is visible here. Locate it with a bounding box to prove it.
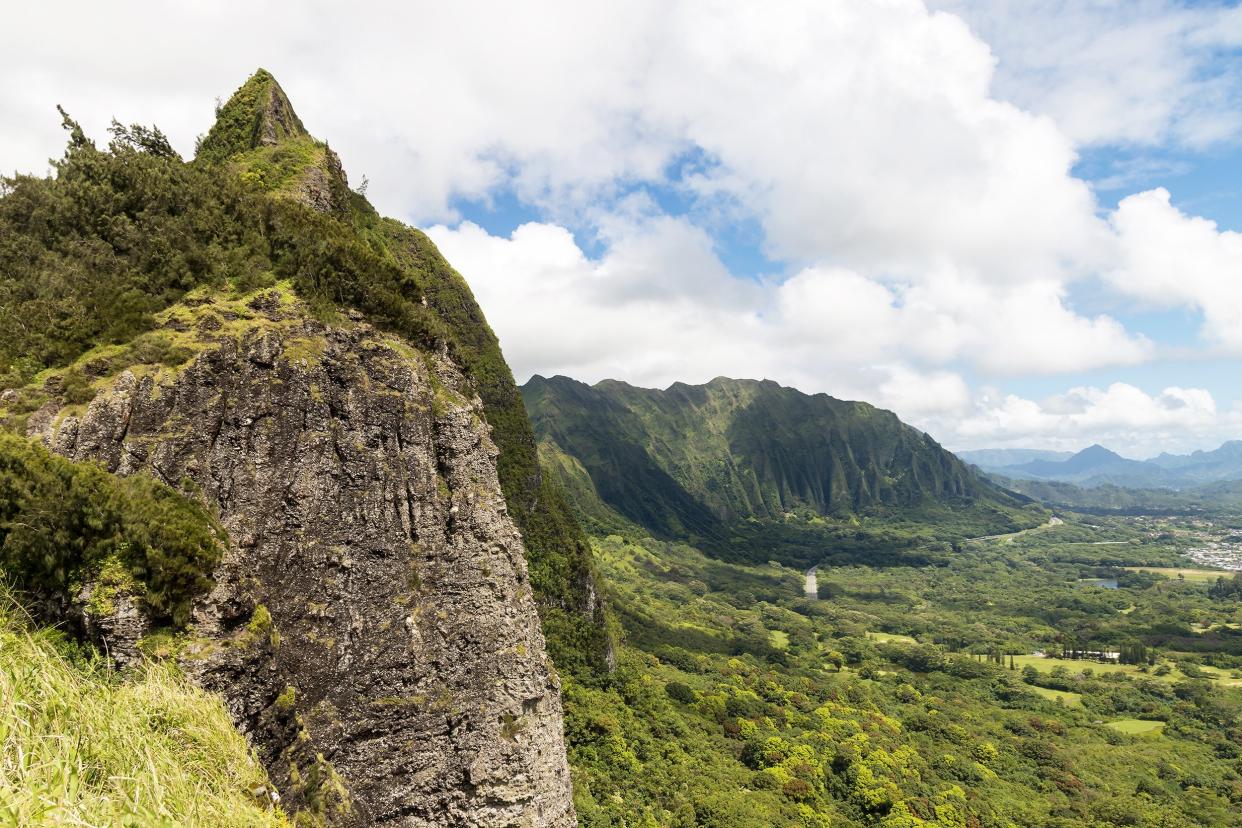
[0,433,223,625]
[195,68,307,163]
[1104,719,1165,735]
[564,521,1242,827]
[989,473,1242,516]
[0,111,265,387]
[1025,685,1083,706]
[1125,567,1227,583]
[867,632,918,645]
[0,593,286,826]
[1211,574,1242,600]
[240,136,333,196]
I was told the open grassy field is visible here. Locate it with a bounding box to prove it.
[1192,621,1241,633]
[1123,566,1230,583]
[1013,654,1242,688]
[1013,654,1142,677]
[1026,684,1083,706]
[867,631,918,644]
[1195,664,1242,687]
[1105,719,1165,735]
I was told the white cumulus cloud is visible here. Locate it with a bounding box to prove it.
[932,0,1242,148]
[429,218,1150,387]
[944,383,1236,457]
[1109,188,1242,351]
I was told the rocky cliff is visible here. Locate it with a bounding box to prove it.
[201,69,611,673]
[33,290,576,826]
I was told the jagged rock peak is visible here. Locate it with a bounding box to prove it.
[196,69,351,216]
[197,68,309,162]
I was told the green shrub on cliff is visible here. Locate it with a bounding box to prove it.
[0,113,271,389]
[0,434,222,626]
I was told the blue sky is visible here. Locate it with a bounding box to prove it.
[4,0,1242,457]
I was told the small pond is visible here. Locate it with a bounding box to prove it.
[1076,577,1119,590]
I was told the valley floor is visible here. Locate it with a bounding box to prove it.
[565,512,1242,827]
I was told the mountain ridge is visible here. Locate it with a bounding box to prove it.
[522,374,1041,565]
[955,447,1074,467]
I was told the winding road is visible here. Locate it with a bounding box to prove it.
[972,515,1063,542]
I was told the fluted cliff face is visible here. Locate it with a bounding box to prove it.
[35,290,575,826]
[523,375,988,528]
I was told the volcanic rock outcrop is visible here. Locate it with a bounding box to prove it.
[38,291,576,826]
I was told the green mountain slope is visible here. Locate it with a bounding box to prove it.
[522,375,1042,565]
[989,472,1242,515]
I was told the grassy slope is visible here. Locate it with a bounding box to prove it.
[0,599,285,827]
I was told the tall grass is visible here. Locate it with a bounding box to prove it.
[0,600,287,827]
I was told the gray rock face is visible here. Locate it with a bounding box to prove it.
[74,583,150,671]
[298,146,348,214]
[257,76,306,146]
[42,294,576,827]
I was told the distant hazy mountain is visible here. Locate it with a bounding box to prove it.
[976,441,1242,489]
[1010,444,1157,482]
[1148,441,1242,481]
[957,448,1073,469]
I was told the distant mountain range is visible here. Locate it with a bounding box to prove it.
[960,441,1242,489]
